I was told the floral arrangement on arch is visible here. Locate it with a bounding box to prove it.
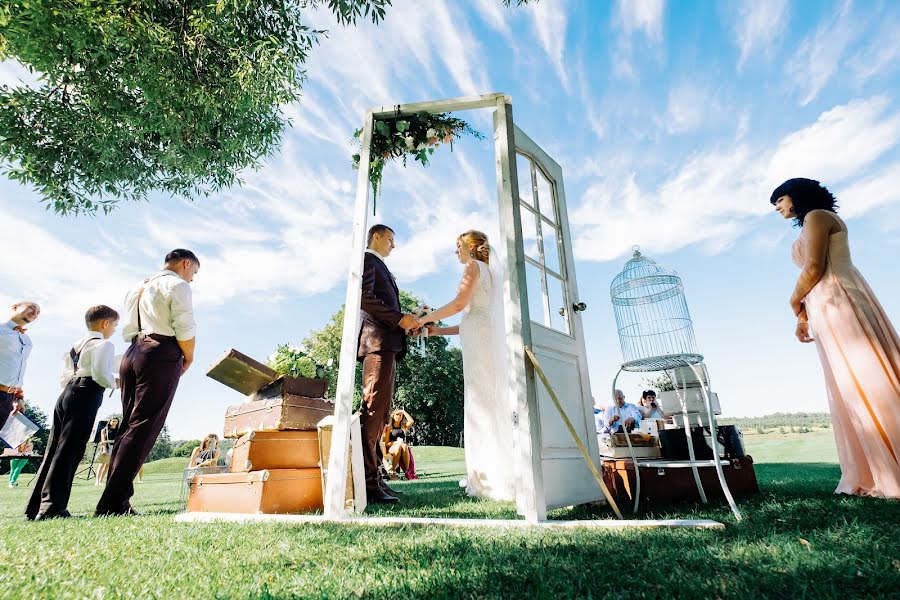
[352,111,484,202]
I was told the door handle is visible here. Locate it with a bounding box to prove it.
[573,302,587,313]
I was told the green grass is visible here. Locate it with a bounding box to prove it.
[2,442,898,599]
[743,429,839,463]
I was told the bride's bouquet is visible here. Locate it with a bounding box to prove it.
[413,305,433,353]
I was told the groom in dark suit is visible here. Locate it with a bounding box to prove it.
[358,224,418,503]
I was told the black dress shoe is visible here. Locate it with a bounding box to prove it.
[380,482,404,495]
[35,510,72,521]
[367,489,399,504]
[95,507,141,517]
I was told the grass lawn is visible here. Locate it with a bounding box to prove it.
[2,443,898,599]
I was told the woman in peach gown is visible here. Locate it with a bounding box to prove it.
[772,178,900,499]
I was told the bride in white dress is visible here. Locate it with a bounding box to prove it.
[413,230,517,501]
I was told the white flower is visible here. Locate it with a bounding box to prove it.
[426,128,437,139]
[416,143,426,151]
[404,136,415,150]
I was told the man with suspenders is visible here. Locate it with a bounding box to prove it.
[95,249,199,517]
[26,305,120,520]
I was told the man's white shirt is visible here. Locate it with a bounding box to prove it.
[121,270,196,343]
[59,332,118,390]
[602,402,643,433]
[0,320,31,388]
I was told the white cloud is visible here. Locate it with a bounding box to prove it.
[766,96,900,184]
[730,0,790,69]
[0,59,40,88]
[611,0,666,79]
[614,0,666,40]
[664,83,709,134]
[847,16,900,84]
[838,162,900,219]
[571,95,900,262]
[786,0,858,106]
[526,0,570,91]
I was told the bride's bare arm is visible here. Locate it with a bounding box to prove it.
[416,261,480,325]
[427,324,459,336]
[790,211,836,315]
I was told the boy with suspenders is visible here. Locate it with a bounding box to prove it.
[25,305,120,520]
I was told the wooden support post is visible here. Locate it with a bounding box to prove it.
[324,110,374,518]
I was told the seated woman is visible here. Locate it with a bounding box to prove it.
[638,389,667,420]
[381,410,414,480]
[95,417,119,486]
[189,433,220,468]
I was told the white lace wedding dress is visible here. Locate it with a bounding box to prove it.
[459,260,517,501]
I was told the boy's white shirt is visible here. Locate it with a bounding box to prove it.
[59,332,118,390]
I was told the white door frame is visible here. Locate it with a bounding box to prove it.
[325,93,579,523]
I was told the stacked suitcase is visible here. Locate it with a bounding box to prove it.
[186,349,366,515]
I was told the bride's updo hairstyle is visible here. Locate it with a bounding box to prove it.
[458,230,491,264]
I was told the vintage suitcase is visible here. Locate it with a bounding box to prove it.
[601,455,760,504]
[223,397,335,438]
[186,468,323,514]
[254,375,328,402]
[207,348,328,398]
[229,430,320,472]
[317,414,367,514]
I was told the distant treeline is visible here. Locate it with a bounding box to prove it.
[719,412,832,432]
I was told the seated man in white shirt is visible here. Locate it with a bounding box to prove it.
[603,389,642,434]
[26,305,120,520]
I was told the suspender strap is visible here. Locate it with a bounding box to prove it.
[136,285,145,334]
[70,338,101,376]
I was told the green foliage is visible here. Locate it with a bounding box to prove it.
[640,374,675,392]
[0,0,389,214]
[352,111,484,201]
[171,440,200,458]
[268,343,321,379]
[145,424,172,462]
[21,403,49,454]
[294,289,465,446]
[719,412,833,431]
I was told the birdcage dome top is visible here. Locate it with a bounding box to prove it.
[610,246,683,306]
[609,246,703,372]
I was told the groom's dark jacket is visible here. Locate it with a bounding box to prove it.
[358,251,407,361]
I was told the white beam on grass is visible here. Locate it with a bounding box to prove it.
[176,513,726,530]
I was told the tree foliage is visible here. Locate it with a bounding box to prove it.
[278,289,465,446]
[0,0,529,214]
[0,0,388,214]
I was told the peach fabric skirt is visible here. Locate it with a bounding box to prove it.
[794,222,900,499]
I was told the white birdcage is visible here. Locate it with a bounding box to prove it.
[610,246,703,372]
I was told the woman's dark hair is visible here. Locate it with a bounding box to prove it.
[769,178,838,227]
[642,390,656,399]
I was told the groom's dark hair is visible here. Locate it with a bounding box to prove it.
[367,224,395,245]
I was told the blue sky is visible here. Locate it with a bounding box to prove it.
[2,0,900,440]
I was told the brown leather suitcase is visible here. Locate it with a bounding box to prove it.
[601,455,759,504]
[223,397,335,438]
[229,430,320,472]
[186,468,323,514]
[206,348,328,398]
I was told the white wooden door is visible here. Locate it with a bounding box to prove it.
[511,125,600,513]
